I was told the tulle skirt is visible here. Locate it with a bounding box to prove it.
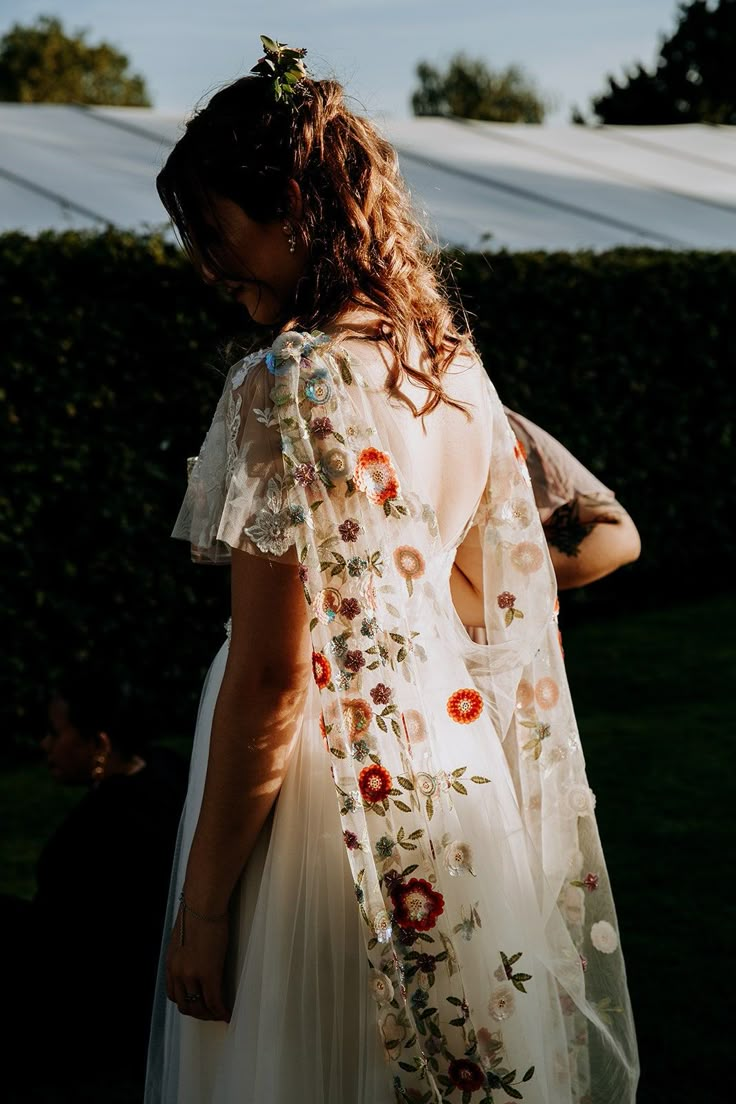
[144,638,389,1103]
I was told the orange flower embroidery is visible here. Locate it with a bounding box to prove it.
[342,698,373,741]
[394,546,425,579]
[353,447,400,505]
[515,678,534,710]
[510,541,544,574]
[447,688,484,725]
[358,763,393,803]
[312,651,331,688]
[535,677,560,710]
[514,437,527,462]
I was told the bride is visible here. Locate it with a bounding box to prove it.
[144,36,639,1104]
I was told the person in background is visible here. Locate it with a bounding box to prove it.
[504,406,641,590]
[6,668,188,1102]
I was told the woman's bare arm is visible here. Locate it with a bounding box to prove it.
[182,550,312,915]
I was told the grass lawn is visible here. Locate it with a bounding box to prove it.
[2,592,732,1101]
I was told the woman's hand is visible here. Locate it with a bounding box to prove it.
[165,901,232,1022]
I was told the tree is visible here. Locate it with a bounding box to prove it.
[573,0,736,125]
[411,53,550,123]
[0,14,152,106]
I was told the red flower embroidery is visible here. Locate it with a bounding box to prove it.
[390,877,445,932]
[370,683,392,705]
[312,651,331,688]
[448,1059,485,1091]
[583,872,599,892]
[446,687,484,725]
[344,649,365,672]
[340,597,361,620]
[359,763,392,803]
[353,447,400,505]
[338,518,361,542]
[310,416,334,439]
[497,591,516,609]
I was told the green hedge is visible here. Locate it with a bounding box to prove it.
[2,230,734,756]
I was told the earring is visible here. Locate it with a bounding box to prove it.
[282,221,297,254]
[91,751,107,784]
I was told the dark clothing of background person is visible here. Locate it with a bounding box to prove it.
[5,744,188,1101]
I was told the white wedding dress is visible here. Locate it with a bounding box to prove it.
[144,328,639,1104]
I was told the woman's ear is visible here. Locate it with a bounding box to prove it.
[285,178,303,221]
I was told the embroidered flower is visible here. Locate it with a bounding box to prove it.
[375,835,396,859]
[370,683,392,705]
[393,546,425,579]
[501,496,534,530]
[515,678,535,710]
[360,573,378,610]
[338,518,361,542]
[293,462,317,487]
[269,382,292,406]
[514,437,527,462]
[580,954,588,972]
[567,784,596,818]
[310,416,334,439]
[354,447,401,505]
[315,587,342,624]
[510,541,544,574]
[343,830,361,850]
[590,920,619,954]
[342,698,373,741]
[266,330,305,375]
[390,877,445,932]
[497,591,516,609]
[368,969,394,1005]
[322,447,350,480]
[446,687,484,725]
[416,772,437,797]
[448,1059,485,1092]
[298,564,309,585]
[351,738,370,762]
[373,909,392,943]
[339,597,361,620]
[379,1011,407,1056]
[360,616,378,638]
[444,840,475,876]
[312,651,331,688]
[330,632,349,658]
[304,369,332,405]
[488,983,516,1022]
[358,763,392,803]
[243,505,294,557]
[535,676,560,710]
[347,555,368,578]
[402,709,427,745]
[582,872,600,892]
[344,649,365,672]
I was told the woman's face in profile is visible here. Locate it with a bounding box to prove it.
[197,189,306,325]
[41,696,96,786]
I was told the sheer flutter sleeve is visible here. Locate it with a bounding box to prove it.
[170,348,299,565]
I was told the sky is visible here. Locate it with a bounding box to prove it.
[1,1,686,123]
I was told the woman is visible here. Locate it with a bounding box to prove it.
[145,37,639,1104]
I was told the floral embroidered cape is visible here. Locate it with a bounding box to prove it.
[171,330,639,1104]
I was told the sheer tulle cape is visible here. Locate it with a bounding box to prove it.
[149,331,639,1104]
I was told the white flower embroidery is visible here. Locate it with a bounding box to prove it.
[566,783,596,818]
[368,969,394,1005]
[590,920,619,954]
[372,910,393,943]
[242,475,297,557]
[561,884,585,925]
[253,406,278,428]
[488,984,516,1022]
[443,841,475,877]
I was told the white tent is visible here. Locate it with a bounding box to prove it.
[1,103,735,251]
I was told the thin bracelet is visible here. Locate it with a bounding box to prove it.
[178,891,228,947]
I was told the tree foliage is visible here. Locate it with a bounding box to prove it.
[0,13,152,106]
[411,53,549,123]
[576,0,735,125]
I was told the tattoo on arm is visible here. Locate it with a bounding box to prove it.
[543,496,624,557]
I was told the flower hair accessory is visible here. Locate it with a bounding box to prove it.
[250,34,310,104]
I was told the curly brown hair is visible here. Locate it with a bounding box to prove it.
[156,73,476,418]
